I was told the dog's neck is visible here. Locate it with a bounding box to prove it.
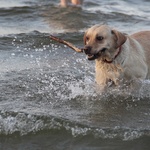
[95,45,125,86]
[103,46,122,64]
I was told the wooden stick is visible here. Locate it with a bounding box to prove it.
[50,35,83,53]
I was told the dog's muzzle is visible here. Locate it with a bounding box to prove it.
[83,46,106,60]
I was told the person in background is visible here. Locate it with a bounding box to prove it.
[60,0,83,7]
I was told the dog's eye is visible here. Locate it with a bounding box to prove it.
[86,37,89,41]
[96,36,103,41]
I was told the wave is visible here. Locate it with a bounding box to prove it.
[0,73,150,140]
[1,0,150,35]
[0,109,150,141]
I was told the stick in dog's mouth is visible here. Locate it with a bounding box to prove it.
[49,35,83,53]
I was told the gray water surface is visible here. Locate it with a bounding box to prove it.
[0,0,150,150]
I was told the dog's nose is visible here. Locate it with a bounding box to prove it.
[83,46,92,54]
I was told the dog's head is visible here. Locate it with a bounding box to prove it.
[83,25,127,61]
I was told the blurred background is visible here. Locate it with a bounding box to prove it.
[0,0,150,150]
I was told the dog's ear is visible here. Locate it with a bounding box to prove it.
[111,30,127,47]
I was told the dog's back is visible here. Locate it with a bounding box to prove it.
[131,31,150,78]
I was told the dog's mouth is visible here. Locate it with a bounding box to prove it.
[85,48,107,61]
[87,53,100,60]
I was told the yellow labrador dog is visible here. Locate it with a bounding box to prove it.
[83,25,150,88]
